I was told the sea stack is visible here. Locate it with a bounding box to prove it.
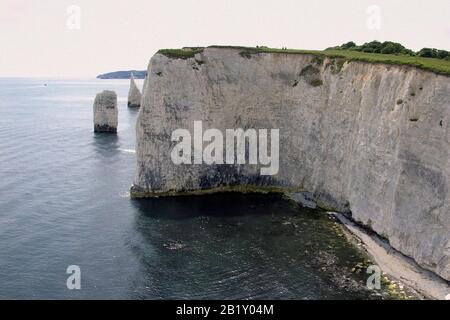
[93,90,118,133]
[127,73,142,108]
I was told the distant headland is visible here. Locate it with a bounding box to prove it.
[96,70,146,79]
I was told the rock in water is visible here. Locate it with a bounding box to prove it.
[127,73,142,108]
[93,90,118,133]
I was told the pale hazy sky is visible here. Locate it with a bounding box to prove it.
[0,0,449,77]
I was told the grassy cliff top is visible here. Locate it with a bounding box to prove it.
[156,46,450,76]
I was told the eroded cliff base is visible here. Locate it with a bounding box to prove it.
[332,212,450,300]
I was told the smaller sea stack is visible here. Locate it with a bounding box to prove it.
[93,90,118,133]
[127,73,142,108]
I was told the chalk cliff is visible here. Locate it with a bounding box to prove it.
[132,47,450,281]
[93,90,118,133]
[128,73,142,108]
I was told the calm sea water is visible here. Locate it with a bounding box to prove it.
[0,78,388,299]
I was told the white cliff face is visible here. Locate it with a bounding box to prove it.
[128,74,142,108]
[133,47,450,280]
[93,90,118,133]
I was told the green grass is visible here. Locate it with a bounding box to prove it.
[309,79,324,87]
[158,45,450,76]
[157,48,204,59]
[242,46,450,76]
[320,49,450,76]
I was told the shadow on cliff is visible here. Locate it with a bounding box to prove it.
[130,193,306,220]
[126,193,312,299]
[125,193,372,299]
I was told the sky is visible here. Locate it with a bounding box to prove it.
[0,0,449,77]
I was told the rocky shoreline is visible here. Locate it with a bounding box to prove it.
[331,212,449,300]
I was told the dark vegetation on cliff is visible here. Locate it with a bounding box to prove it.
[157,48,204,59]
[156,42,450,76]
[330,41,450,60]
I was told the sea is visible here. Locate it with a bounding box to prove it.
[0,78,394,299]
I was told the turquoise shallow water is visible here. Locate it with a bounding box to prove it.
[0,78,388,299]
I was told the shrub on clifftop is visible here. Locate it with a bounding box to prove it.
[331,40,448,60]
